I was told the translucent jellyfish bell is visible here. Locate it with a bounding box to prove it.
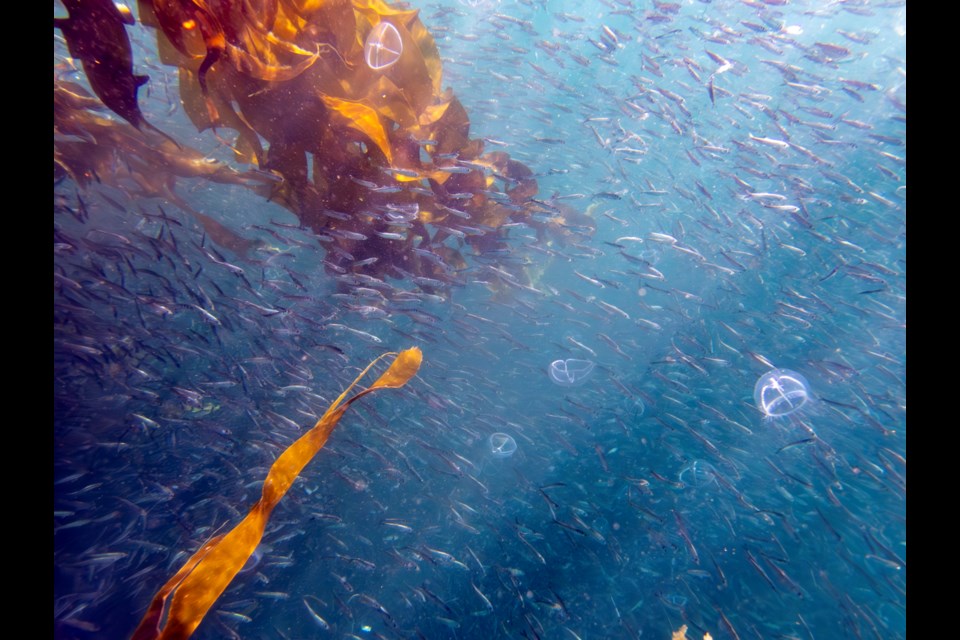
[238,546,263,575]
[548,359,595,387]
[679,460,717,489]
[364,22,403,71]
[621,395,645,420]
[488,433,517,458]
[754,368,812,418]
[660,593,687,611]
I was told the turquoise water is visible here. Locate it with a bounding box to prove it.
[55,0,905,638]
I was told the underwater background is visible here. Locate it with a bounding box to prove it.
[54,0,905,638]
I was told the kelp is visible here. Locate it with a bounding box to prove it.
[57,0,593,292]
[130,0,583,281]
[55,0,148,131]
[321,94,394,163]
[54,81,277,256]
[672,626,714,640]
[131,347,422,640]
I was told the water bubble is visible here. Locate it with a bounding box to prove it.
[488,433,517,458]
[754,368,812,417]
[679,460,717,488]
[548,359,595,387]
[364,22,403,71]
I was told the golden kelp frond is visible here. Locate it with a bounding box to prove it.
[418,94,452,128]
[54,80,275,188]
[360,345,423,390]
[406,17,443,96]
[370,20,436,114]
[54,77,275,254]
[141,0,208,59]
[364,75,420,129]
[295,0,360,61]
[670,626,713,640]
[132,348,422,640]
[428,96,472,158]
[62,0,591,291]
[226,39,321,82]
[353,0,421,30]
[321,95,394,164]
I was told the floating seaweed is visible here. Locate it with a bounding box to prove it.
[55,0,150,131]
[131,347,422,640]
[55,0,588,291]
[671,625,713,640]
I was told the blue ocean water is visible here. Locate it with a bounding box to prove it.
[54,1,905,639]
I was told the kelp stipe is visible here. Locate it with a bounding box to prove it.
[131,347,422,640]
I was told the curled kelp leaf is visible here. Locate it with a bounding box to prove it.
[131,348,422,640]
[321,94,393,164]
[225,39,321,82]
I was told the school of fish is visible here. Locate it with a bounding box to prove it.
[54,0,905,638]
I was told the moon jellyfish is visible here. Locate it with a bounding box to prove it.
[364,22,403,71]
[488,433,517,458]
[659,592,687,611]
[679,460,717,489]
[754,368,812,418]
[548,358,595,387]
[238,546,263,575]
[621,395,645,420]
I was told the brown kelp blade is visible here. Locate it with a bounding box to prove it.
[56,0,147,130]
[131,347,422,640]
